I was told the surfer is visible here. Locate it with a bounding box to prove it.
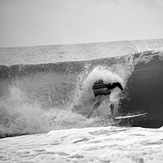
[87,80,124,118]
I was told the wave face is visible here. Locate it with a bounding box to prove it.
[0,42,163,137]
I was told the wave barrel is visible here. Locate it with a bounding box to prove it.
[120,55,163,128]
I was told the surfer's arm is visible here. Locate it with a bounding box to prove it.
[113,82,123,91]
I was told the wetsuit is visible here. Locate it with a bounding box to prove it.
[87,80,123,118]
[92,80,123,97]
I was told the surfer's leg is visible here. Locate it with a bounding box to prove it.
[87,102,101,118]
[86,96,102,118]
[110,103,114,115]
[110,103,116,119]
[93,101,101,110]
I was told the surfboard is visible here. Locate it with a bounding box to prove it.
[115,112,147,120]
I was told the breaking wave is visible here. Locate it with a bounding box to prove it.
[0,50,163,138]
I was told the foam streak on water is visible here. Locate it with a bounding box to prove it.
[0,126,163,162]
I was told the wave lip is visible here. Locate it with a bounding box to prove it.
[0,39,163,65]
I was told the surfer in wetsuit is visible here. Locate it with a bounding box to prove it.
[87,80,124,118]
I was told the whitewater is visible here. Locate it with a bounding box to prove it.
[0,39,163,162]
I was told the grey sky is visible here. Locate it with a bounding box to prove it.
[0,0,163,47]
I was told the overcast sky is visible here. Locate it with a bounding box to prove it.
[0,0,163,47]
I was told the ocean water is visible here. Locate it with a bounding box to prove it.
[0,39,163,162]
